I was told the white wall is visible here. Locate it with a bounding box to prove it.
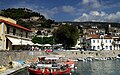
[90,39,113,50]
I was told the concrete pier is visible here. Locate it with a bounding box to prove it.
[0,64,28,75]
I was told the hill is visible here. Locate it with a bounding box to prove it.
[58,21,120,28]
[0,8,54,29]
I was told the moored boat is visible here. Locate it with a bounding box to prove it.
[28,67,71,75]
[116,54,120,59]
[28,56,73,75]
[77,58,86,62]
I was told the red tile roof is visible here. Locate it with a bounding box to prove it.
[87,34,99,39]
[87,34,111,39]
[0,19,32,32]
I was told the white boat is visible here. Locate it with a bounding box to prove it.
[86,56,94,61]
[116,54,120,59]
[77,58,86,62]
[94,58,101,61]
[94,58,107,61]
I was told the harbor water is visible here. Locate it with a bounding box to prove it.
[12,60,120,75]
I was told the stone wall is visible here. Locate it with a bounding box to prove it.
[0,50,120,65]
[58,50,120,59]
[0,51,44,65]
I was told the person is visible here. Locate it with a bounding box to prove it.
[9,61,13,68]
[32,46,34,51]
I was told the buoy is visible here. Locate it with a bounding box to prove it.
[75,67,77,70]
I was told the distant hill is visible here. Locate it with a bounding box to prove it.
[0,8,54,29]
[58,21,120,28]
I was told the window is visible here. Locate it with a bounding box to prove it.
[106,40,107,43]
[26,32,28,38]
[93,40,95,43]
[97,40,99,43]
[109,40,111,43]
[106,46,108,49]
[13,28,16,35]
[93,46,95,49]
[7,27,10,34]
[110,46,112,50]
[97,46,100,49]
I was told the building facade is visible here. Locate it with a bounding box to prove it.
[86,34,114,51]
[0,16,33,50]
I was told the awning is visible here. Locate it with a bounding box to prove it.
[7,37,21,45]
[21,40,33,45]
[44,44,51,46]
[34,43,43,46]
[7,37,33,45]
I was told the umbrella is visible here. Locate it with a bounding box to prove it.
[34,43,43,46]
[44,44,51,46]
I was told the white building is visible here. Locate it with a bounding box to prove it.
[112,36,120,50]
[86,34,114,51]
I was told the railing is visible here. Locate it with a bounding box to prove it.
[5,32,32,39]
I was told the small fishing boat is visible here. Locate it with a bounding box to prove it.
[28,56,73,75]
[116,54,120,59]
[77,58,86,62]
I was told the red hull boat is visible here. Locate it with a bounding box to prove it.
[28,56,73,75]
[28,67,71,75]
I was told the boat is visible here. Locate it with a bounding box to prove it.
[28,56,73,75]
[116,54,120,59]
[77,58,86,62]
[86,56,94,61]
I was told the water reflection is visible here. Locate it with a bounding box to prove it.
[77,60,120,75]
[14,60,120,75]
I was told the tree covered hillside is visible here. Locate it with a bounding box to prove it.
[0,8,54,28]
[0,8,43,19]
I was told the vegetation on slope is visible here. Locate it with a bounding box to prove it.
[0,8,54,28]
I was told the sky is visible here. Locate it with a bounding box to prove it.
[0,0,120,22]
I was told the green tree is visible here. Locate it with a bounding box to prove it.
[41,19,54,28]
[53,24,79,49]
[32,36,55,44]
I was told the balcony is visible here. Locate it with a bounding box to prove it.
[5,32,32,40]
